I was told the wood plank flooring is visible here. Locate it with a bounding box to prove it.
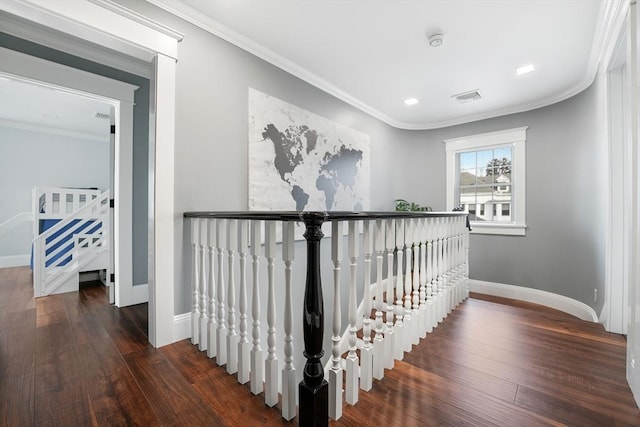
[1,266,639,426]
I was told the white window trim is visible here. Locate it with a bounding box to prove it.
[445,127,528,236]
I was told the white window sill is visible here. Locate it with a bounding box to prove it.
[469,222,527,236]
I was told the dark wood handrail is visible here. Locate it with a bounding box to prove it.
[184,210,467,221]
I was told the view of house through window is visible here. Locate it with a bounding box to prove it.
[458,146,512,222]
[445,126,526,236]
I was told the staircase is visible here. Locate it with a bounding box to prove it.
[32,189,110,297]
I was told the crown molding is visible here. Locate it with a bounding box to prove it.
[147,0,628,130]
[0,118,108,142]
[0,11,152,78]
[89,0,183,42]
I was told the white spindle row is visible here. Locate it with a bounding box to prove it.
[188,214,469,423]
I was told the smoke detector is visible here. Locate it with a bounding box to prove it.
[452,89,482,103]
[427,33,444,48]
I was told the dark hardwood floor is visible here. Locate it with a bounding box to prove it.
[1,265,639,426]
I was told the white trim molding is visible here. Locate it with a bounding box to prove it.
[0,254,30,268]
[132,283,149,305]
[0,0,180,347]
[0,118,109,142]
[173,312,191,342]
[147,0,622,130]
[468,279,599,322]
[445,127,527,236]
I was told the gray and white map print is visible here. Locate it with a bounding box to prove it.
[248,88,370,212]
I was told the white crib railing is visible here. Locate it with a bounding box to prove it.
[184,211,469,426]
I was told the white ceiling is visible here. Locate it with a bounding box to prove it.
[0,1,608,134]
[153,0,607,129]
[0,76,111,139]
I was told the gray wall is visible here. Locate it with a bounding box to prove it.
[116,0,422,313]
[0,32,150,286]
[0,126,110,257]
[122,1,607,319]
[423,78,607,314]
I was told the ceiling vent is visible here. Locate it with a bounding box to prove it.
[452,89,482,103]
[94,112,110,120]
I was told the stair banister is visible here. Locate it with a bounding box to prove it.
[384,218,396,370]
[182,211,470,427]
[281,220,296,420]
[199,218,208,352]
[299,212,329,427]
[238,220,250,384]
[249,220,264,395]
[360,219,374,391]
[345,220,359,405]
[393,218,405,361]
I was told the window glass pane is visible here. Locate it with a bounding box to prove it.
[476,150,494,172]
[459,152,476,170]
[460,170,476,186]
[459,187,476,208]
[474,185,492,207]
[501,204,511,219]
[494,146,512,162]
[476,172,492,187]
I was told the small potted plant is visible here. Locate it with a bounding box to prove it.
[394,199,432,212]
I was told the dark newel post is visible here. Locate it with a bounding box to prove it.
[299,213,328,427]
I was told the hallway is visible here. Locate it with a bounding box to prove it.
[1,266,638,426]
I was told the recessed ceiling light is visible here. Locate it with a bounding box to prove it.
[404,98,419,106]
[516,64,535,75]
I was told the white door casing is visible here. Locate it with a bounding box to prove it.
[0,0,182,347]
[0,46,136,307]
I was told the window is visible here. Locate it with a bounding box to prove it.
[445,127,527,236]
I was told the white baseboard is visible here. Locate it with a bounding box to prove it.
[132,283,149,305]
[0,254,30,268]
[173,312,191,342]
[468,279,599,322]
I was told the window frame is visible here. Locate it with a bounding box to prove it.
[445,127,527,236]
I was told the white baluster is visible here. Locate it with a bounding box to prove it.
[199,218,208,351]
[464,217,470,299]
[345,220,359,405]
[403,218,413,352]
[436,218,445,323]
[418,217,427,339]
[264,221,278,407]
[329,220,343,421]
[282,221,297,421]
[411,218,420,346]
[394,219,405,361]
[216,219,227,366]
[207,219,217,358]
[373,219,385,380]
[250,220,264,395]
[442,219,451,317]
[360,220,374,391]
[425,217,435,334]
[227,219,239,374]
[191,218,200,346]
[238,220,250,384]
[384,218,395,370]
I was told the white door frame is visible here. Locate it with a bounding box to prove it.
[0,0,182,347]
[0,46,137,307]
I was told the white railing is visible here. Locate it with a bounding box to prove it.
[184,211,469,425]
[32,190,110,297]
[0,211,32,237]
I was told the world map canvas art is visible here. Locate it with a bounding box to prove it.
[248,88,370,212]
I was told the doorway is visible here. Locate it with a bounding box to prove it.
[0,47,141,307]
